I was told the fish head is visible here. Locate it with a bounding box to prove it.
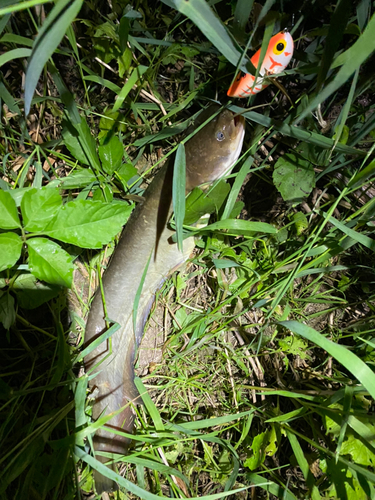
[185,106,245,190]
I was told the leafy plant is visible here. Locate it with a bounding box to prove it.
[1,0,375,498]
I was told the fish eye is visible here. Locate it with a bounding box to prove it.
[273,40,286,55]
[216,131,225,141]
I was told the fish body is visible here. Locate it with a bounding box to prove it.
[227,31,294,97]
[84,106,245,493]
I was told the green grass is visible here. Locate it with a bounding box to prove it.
[1,0,375,499]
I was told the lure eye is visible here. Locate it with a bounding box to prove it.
[216,131,225,141]
[273,40,286,55]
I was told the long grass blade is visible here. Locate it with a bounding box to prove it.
[24,0,83,115]
[0,47,31,67]
[230,106,365,155]
[75,446,247,500]
[280,321,375,400]
[295,12,375,122]
[160,0,253,73]
[316,0,351,93]
[173,143,186,252]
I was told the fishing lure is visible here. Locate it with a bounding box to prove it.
[227,30,294,97]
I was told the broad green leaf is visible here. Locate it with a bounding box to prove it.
[278,336,309,359]
[0,47,31,67]
[24,0,83,115]
[292,212,308,235]
[7,187,33,207]
[12,273,61,309]
[320,458,373,500]
[244,430,271,470]
[0,292,16,330]
[62,121,89,165]
[280,321,375,401]
[184,188,216,226]
[119,15,130,53]
[27,237,74,288]
[42,200,133,248]
[184,181,230,226]
[116,163,138,188]
[340,432,375,466]
[0,190,21,229]
[99,110,127,133]
[47,169,101,189]
[74,117,101,172]
[210,181,231,214]
[0,233,22,272]
[173,143,186,252]
[62,117,100,171]
[295,141,330,167]
[273,153,315,202]
[98,135,124,175]
[21,187,62,232]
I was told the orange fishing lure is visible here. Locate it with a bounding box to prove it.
[227,31,294,97]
